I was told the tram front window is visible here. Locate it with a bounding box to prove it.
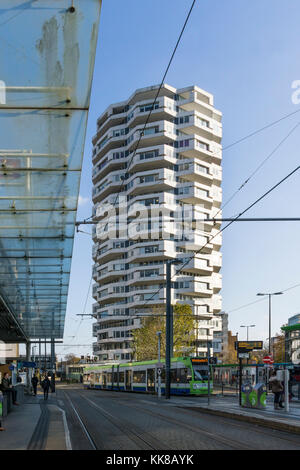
[193,367,208,381]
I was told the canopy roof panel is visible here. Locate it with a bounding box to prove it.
[0,1,102,340]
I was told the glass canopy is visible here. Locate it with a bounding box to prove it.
[0,1,102,340]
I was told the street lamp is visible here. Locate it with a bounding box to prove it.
[257,292,283,354]
[240,324,255,341]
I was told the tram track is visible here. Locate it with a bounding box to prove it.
[62,388,300,450]
[122,398,300,449]
[81,390,255,450]
[113,398,257,450]
[63,389,165,450]
[62,390,98,450]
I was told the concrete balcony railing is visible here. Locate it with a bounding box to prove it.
[177,114,222,143]
[178,161,213,186]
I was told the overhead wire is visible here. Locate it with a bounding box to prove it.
[135,161,300,310]
[214,120,300,218]
[78,0,197,328]
[223,108,300,151]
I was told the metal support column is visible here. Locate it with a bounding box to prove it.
[165,260,172,400]
[26,341,31,392]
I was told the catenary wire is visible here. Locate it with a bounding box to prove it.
[223,108,300,151]
[79,0,197,325]
[135,161,300,310]
[214,121,300,218]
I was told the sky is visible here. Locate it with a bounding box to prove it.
[56,0,300,359]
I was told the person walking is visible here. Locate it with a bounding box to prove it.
[1,373,19,405]
[41,376,50,401]
[31,374,38,396]
[269,370,284,409]
[0,390,4,431]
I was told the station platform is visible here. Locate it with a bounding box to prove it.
[0,390,69,450]
[163,394,300,435]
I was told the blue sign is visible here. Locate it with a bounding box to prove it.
[8,365,14,371]
[19,361,36,368]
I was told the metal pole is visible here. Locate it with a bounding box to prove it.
[44,338,47,373]
[269,294,271,355]
[239,358,242,406]
[207,341,211,405]
[157,331,161,398]
[165,260,172,400]
[284,368,290,412]
[26,341,31,391]
[39,339,41,372]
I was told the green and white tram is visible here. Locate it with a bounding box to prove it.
[83,357,212,396]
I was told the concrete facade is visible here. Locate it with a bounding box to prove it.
[91,84,222,362]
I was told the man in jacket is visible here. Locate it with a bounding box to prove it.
[41,376,51,400]
[31,374,38,396]
[269,370,284,409]
[1,373,19,405]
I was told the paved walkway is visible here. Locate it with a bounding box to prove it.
[163,394,300,434]
[0,391,69,450]
[1,387,299,450]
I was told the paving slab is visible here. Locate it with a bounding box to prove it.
[0,391,70,450]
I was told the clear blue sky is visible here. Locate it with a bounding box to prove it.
[58,0,300,358]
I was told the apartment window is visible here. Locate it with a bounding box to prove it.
[175,115,190,124]
[140,269,159,278]
[142,126,159,136]
[139,103,159,113]
[140,174,159,184]
[197,117,209,128]
[177,186,190,195]
[177,139,190,148]
[139,149,159,160]
[196,140,209,151]
[113,128,128,137]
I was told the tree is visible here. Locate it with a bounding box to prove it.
[132,303,196,361]
[272,333,285,363]
[64,353,81,364]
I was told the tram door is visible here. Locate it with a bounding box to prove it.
[125,370,132,391]
[103,373,107,389]
[147,369,155,392]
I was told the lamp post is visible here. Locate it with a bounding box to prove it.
[257,292,283,354]
[240,324,255,341]
[156,331,162,398]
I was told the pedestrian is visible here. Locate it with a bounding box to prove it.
[0,372,19,405]
[31,374,38,396]
[0,390,4,431]
[269,370,284,410]
[41,375,51,400]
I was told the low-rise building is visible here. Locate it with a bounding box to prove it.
[282,314,300,364]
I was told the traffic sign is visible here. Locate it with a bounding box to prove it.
[238,353,249,359]
[263,356,274,364]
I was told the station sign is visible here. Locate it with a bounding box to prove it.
[191,357,217,365]
[235,341,263,352]
[18,361,36,368]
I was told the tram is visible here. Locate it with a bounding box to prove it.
[83,357,213,396]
